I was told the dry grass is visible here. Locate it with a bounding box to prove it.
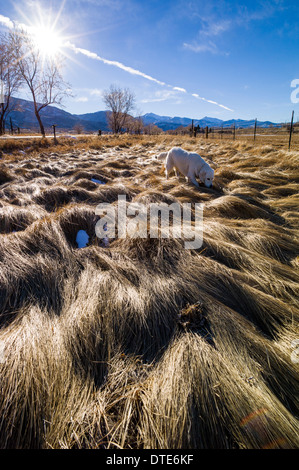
[0,135,298,449]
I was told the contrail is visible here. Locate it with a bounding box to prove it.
[192,93,233,111]
[65,41,233,111]
[0,14,234,112]
[65,41,167,87]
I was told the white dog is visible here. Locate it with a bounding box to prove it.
[156,151,168,161]
[160,147,214,188]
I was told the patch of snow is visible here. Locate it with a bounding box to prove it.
[102,236,109,247]
[101,222,109,247]
[62,135,77,139]
[76,230,89,248]
[91,178,105,184]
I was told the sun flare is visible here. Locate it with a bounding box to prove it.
[30,25,63,58]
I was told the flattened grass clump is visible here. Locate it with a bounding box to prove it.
[0,205,47,233]
[0,167,14,185]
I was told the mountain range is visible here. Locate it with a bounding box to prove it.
[5,97,281,133]
[142,113,281,131]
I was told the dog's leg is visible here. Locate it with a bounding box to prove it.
[165,152,173,181]
[165,163,173,180]
[188,173,200,188]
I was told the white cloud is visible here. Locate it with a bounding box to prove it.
[75,96,89,102]
[0,14,14,29]
[200,19,231,37]
[140,97,167,103]
[141,89,184,104]
[183,41,218,54]
[89,88,103,97]
[183,17,231,55]
[72,87,103,98]
[183,1,286,56]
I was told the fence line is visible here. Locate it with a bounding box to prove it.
[179,112,298,150]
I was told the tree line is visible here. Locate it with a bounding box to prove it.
[102,85,162,135]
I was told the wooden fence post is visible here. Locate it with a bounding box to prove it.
[10,117,13,135]
[52,124,58,144]
[288,110,294,151]
[254,118,257,142]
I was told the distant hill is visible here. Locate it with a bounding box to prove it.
[72,111,108,127]
[142,113,223,127]
[141,113,280,130]
[6,97,109,133]
[5,97,281,133]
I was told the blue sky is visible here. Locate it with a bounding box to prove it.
[0,0,298,122]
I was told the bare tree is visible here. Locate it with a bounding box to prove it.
[73,123,84,134]
[125,115,144,134]
[0,33,23,135]
[9,28,71,137]
[103,85,135,134]
[144,123,162,135]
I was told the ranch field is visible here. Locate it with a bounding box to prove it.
[0,134,298,449]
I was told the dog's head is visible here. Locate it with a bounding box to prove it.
[198,164,214,188]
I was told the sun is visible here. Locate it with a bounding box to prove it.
[14,0,88,68]
[30,25,63,59]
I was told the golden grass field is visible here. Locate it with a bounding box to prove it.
[0,134,298,449]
